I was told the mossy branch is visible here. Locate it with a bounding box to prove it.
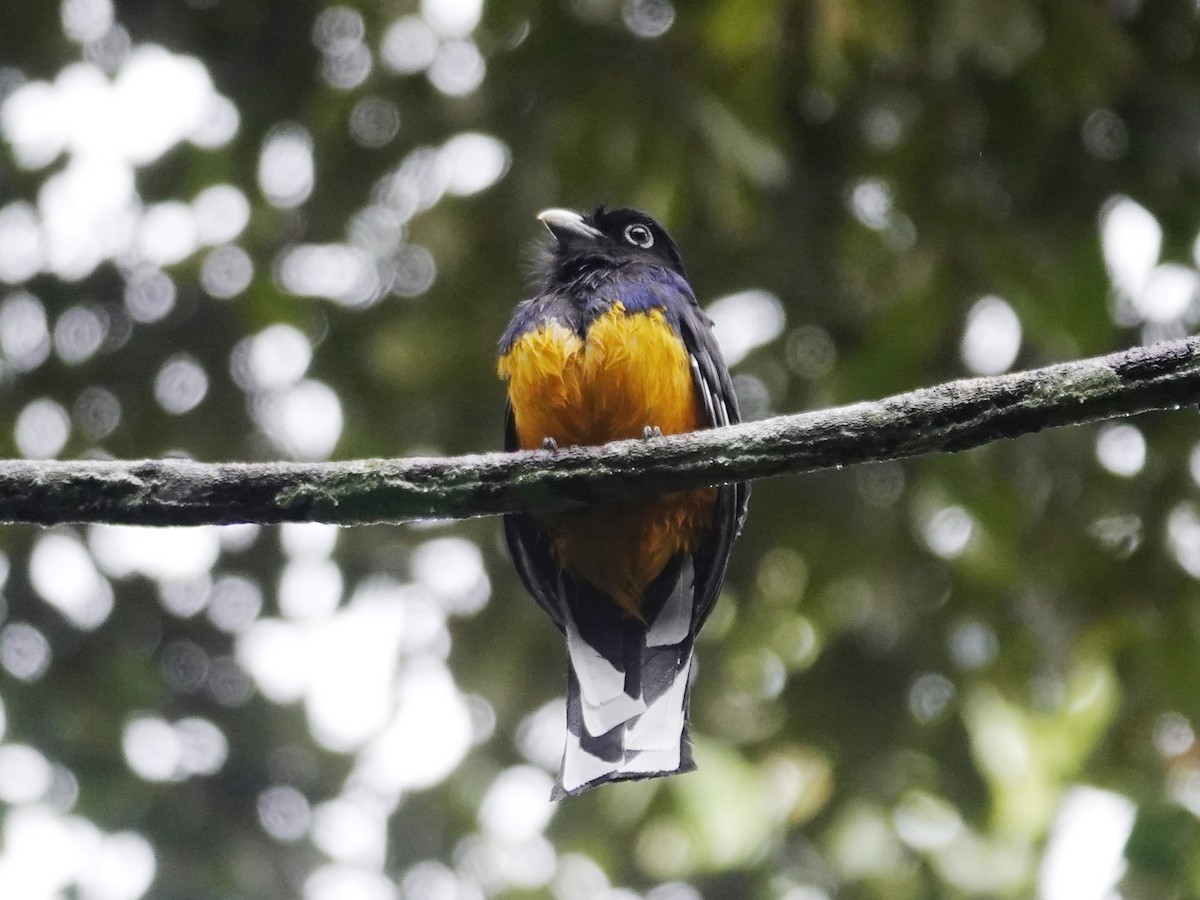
[2,337,1198,527]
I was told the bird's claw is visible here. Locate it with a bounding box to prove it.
[541,436,559,451]
[642,425,663,440]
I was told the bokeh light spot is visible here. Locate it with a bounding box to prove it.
[258,785,311,842]
[259,125,315,209]
[350,97,401,149]
[961,295,1021,375]
[706,289,786,366]
[201,244,254,298]
[0,622,52,681]
[0,291,51,371]
[54,303,108,364]
[15,398,71,459]
[192,184,250,245]
[154,353,209,415]
[923,506,974,559]
[440,132,509,196]
[380,16,438,74]
[623,0,675,38]
[30,531,113,629]
[427,40,485,96]
[1095,423,1145,477]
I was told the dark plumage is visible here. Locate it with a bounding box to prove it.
[498,206,747,796]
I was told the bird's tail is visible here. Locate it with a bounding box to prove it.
[554,560,697,798]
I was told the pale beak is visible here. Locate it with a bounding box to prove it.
[537,208,603,243]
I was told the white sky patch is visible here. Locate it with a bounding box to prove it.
[706,289,786,366]
[29,531,113,630]
[88,525,221,582]
[110,47,218,164]
[2,49,226,166]
[961,295,1021,375]
[439,132,509,196]
[0,47,234,282]
[1095,423,1145,477]
[1038,786,1135,900]
[0,806,156,899]
[39,155,137,280]
[1101,195,1161,300]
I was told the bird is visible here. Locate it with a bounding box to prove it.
[498,205,748,797]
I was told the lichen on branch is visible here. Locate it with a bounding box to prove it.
[1,337,1198,527]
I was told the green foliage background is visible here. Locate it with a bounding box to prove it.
[4,0,1200,897]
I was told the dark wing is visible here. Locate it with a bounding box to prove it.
[674,294,750,631]
[502,400,566,632]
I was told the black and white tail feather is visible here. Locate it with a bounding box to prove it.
[504,310,748,797]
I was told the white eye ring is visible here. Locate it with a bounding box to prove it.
[624,223,654,249]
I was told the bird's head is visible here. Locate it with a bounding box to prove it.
[536,206,687,283]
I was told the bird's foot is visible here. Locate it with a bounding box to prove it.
[541,436,559,451]
[642,425,663,440]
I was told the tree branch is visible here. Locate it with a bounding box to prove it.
[3,337,1199,527]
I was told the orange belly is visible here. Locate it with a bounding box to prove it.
[498,304,716,615]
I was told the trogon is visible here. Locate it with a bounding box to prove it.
[498,206,748,797]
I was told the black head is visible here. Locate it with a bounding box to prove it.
[536,206,687,284]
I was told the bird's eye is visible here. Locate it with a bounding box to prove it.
[624,224,654,249]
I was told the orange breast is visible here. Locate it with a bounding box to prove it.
[498,304,716,616]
